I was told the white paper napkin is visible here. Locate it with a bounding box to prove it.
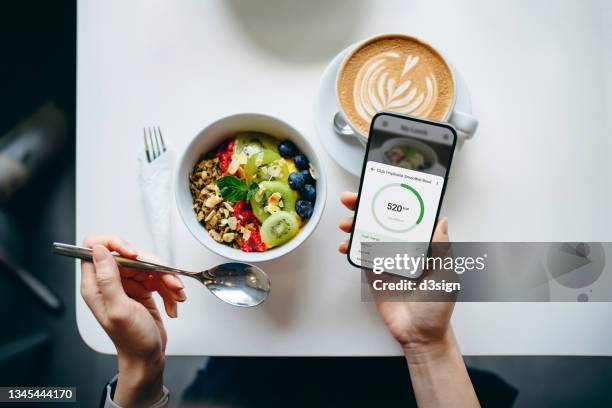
[138,147,174,264]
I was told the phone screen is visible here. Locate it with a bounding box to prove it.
[348,113,456,269]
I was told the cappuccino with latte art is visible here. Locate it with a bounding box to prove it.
[337,34,455,137]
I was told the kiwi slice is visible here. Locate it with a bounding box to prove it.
[250,180,297,223]
[244,149,281,184]
[260,211,299,248]
[256,158,289,183]
[234,132,279,156]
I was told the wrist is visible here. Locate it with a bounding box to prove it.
[114,353,165,408]
[402,328,480,407]
[402,328,457,366]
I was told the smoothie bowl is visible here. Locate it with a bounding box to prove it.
[176,114,326,262]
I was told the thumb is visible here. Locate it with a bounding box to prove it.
[93,245,129,305]
[431,217,450,258]
[432,217,449,243]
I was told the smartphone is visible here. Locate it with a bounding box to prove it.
[347,112,457,272]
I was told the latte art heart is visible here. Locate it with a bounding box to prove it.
[353,52,438,124]
[337,35,454,136]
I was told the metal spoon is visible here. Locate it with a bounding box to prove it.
[52,243,270,307]
[333,112,355,137]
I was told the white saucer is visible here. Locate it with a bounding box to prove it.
[315,45,474,177]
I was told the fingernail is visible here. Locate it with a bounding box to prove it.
[92,246,107,263]
[178,290,187,302]
[172,303,178,318]
[173,276,184,289]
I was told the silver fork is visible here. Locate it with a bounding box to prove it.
[143,126,167,162]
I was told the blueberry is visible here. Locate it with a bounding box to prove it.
[278,140,298,158]
[300,169,314,185]
[296,200,314,219]
[301,184,316,202]
[288,172,305,191]
[294,154,309,171]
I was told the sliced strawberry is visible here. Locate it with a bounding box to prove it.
[241,228,266,252]
[234,200,258,226]
[216,139,236,174]
[233,200,245,217]
[241,210,258,226]
[249,230,266,252]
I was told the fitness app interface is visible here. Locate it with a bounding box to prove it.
[350,115,455,268]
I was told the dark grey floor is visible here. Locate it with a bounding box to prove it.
[465,355,612,407]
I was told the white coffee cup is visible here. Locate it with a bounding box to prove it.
[335,33,478,145]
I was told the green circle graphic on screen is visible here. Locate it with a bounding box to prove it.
[371,183,425,233]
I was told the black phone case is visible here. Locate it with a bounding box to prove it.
[346,112,458,268]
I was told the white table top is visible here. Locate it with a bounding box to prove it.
[77,0,612,355]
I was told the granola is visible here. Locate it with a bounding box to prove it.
[190,156,244,249]
[189,134,317,252]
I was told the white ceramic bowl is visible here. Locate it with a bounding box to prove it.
[176,113,327,263]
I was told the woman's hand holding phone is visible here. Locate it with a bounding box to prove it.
[339,191,480,407]
[339,191,453,354]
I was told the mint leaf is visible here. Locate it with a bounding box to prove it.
[217,176,248,202]
[246,181,259,201]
